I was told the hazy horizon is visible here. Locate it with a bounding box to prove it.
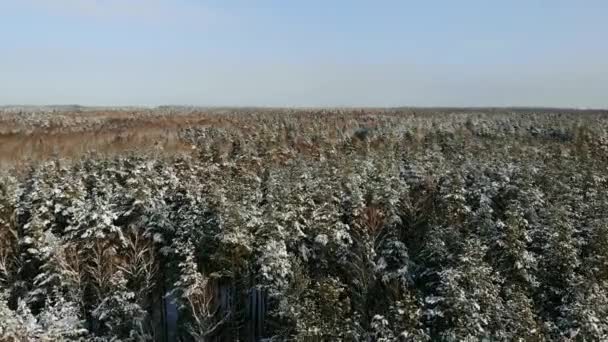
[1,0,607,108]
[1,105,607,111]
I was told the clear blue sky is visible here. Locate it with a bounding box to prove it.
[1,0,607,107]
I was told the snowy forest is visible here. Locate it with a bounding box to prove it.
[1,108,608,341]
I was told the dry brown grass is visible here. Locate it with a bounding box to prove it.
[0,110,222,167]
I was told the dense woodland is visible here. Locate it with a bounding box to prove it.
[1,108,608,341]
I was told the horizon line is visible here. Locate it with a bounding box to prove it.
[1,104,607,111]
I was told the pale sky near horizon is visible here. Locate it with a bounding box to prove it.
[1,0,607,107]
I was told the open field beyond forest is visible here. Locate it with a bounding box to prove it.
[1,107,608,341]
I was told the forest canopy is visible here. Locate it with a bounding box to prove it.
[1,108,608,341]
